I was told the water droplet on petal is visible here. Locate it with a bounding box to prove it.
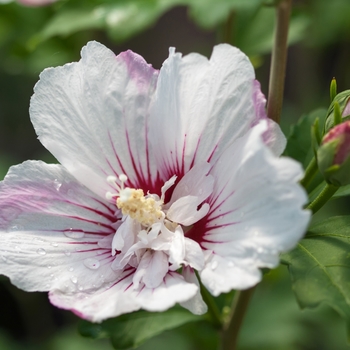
[64,228,85,239]
[51,242,58,247]
[78,285,84,291]
[70,276,78,284]
[37,248,46,255]
[10,225,23,231]
[47,265,51,269]
[64,250,71,257]
[84,258,100,270]
[68,267,74,272]
[53,179,62,191]
[211,260,218,270]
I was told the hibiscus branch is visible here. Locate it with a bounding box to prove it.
[221,287,255,350]
[267,0,292,124]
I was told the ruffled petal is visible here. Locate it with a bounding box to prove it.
[49,271,198,322]
[251,80,286,156]
[30,41,159,198]
[180,266,207,315]
[0,161,119,294]
[150,44,264,178]
[192,121,310,294]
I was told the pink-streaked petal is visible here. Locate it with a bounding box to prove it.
[180,266,207,315]
[150,44,261,178]
[30,41,160,199]
[168,162,214,205]
[0,160,119,293]
[166,162,214,225]
[251,80,286,156]
[49,272,198,322]
[167,196,210,226]
[185,121,310,294]
[138,250,169,289]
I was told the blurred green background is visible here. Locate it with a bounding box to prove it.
[1,0,350,349]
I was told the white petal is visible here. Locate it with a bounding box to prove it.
[167,196,210,226]
[0,161,120,294]
[180,266,207,315]
[188,121,311,293]
[142,250,169,289]
[168,162,214,205]
[30,41,159,199]
[184,238,205,270]
[49,271,198,322]
[150,44,258,178]
[201,254,261,296]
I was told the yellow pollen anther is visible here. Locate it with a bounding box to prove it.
[116,188,162,226]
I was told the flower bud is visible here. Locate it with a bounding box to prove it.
[318,121,350,186]
[325,90,350,132]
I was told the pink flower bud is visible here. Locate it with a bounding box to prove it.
[318,121,350,186]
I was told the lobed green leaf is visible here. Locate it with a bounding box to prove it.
[282,216,350,337]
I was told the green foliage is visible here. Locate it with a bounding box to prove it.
[79,308,204,349]
[282,216,350,337]
[284,108,327,168]
[39,0,181,44]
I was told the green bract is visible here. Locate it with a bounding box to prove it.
[324,90,350,132]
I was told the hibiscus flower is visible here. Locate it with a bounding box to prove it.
[0,41,310,322]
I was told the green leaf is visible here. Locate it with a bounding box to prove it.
[186,0,263,29]
[79,308,204,349]
[234,7,309,56]
[284,108,327,167]
[333,184,350,198]
[282,216,350,336]
[38,0,182,44]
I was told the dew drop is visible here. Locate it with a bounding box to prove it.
[47,265,51,269]
[84,258,100,270]
[10,225,23,231]
[64,250,71,257]
[53,179,62,191]
[68,267,74,272]
[64,228,85,239]
[37,248,46,255]
[211,260,218,270]
[51,242,58,247]
[78,285,84,291]
[70,276,78,284]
